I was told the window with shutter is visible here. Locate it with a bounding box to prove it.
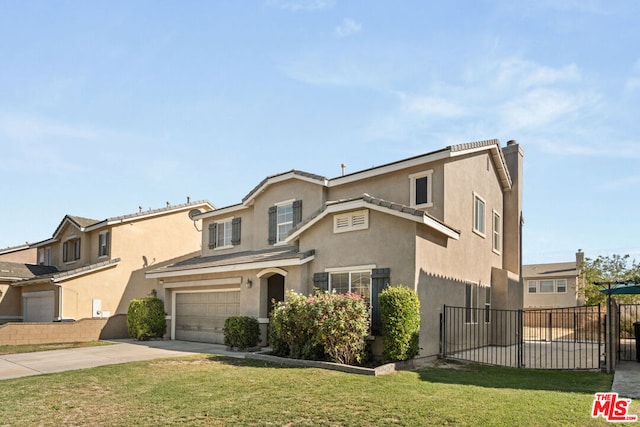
[62,241,69,263]
[98,231,110,257]
[270,200,300,244]
[371,268,390,335]
[211,218,235,249]
[208,223,217,249]
[73,238,81,260]
[231,217,241,246]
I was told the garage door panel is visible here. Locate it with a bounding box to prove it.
[174,291,240,344]
[24,291,55,323]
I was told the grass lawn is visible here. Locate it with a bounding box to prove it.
[0,355,635,426]
[0,341,112,355]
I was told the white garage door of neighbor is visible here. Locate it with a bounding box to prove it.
[174,291,240,344]
[24,291,55,322]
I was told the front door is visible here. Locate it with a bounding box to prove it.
[267,274,285,317]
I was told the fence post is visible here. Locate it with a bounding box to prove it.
[517,309,523,368]
[440,306,447,358]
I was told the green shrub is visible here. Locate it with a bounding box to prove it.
[309,291,370,365]
[270,291,324,360]
[380,285,420,362]
[127,297,166,341]
[269,290,369,365]
[223,316,260,350]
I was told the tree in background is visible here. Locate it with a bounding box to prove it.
[581,254,640,305]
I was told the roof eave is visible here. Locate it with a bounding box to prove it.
[146,253,315,279]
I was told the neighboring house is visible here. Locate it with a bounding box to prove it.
[1,200,213,326]
[148,139,524,358]
[0,262,58,324]
[522,250,585,308]
[0,244,37,264]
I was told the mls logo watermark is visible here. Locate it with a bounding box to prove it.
[592,393,637,422]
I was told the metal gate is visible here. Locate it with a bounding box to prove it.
[440,305,604,370]
[619,304,640,361]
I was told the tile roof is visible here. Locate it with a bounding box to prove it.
[12,258,121,286]
[242,170,328,204]
[0,261,58,280]
[288,193,460,239]
[149,246,315,275]
[47,200,214,240]
[522,262,579,279]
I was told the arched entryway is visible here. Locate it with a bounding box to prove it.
[267,274,285,317]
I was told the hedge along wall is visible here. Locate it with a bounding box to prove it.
[0,314,128,345]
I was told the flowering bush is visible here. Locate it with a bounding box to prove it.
[269,290,370,365]
[379,285,420,362]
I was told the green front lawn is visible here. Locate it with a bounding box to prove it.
[0,341,111,355]
[0,355,634,426]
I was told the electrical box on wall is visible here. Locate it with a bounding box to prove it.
[92,299,102,318]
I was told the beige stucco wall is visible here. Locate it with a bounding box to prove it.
[328,160,447,222]
[0,281,22,322]
[523,276,580,308]
[16,209,205,321]
[0,247,37,263]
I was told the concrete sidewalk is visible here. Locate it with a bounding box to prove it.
[0,339,244,380]
[612,361,640,399]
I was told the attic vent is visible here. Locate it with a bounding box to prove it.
[333,210,369,234]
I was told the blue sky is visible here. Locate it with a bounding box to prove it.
[0,0,638,264]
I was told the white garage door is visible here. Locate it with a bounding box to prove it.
[24,291,55,322]
[174,291,240,343]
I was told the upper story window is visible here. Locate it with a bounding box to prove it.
[38,248,51,266]
[63,237,81,263]
[334,210,369,234]
[98,231,110,257]
[473,193,486,237]
[528,279,568,294]
[268,200,302,245]
[409,170,433,208]
[492,210,501,254]
[209,217,241,250]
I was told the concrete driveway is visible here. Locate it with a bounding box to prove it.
[0,339,244,380]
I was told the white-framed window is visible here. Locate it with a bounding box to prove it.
[215,219,233,249]
[409,170,433,208]
[484,286,491,324]
[465,282,478,324]
[327,267,372,306]
[98,231,110,257]
[492,210,501,254]
[276,201,294,243]
[539,280,555,293]
[556,279,567,293]
[473,193,486,237]
[334,209,369,233]
[528,280,537,293]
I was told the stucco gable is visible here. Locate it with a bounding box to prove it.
[242,170,328,205]
[285,193,460,243]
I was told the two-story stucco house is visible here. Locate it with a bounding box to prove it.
[147,139,524,358]
[523,250,585,308]
[1,200,213,328]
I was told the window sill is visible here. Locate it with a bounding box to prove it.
[492,248,501,255]
[214,245,234,251]
[472,229,486,239]
[411,202,433,209]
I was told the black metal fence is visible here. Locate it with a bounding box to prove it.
[619,304,640,361]
[440,305,604,370]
